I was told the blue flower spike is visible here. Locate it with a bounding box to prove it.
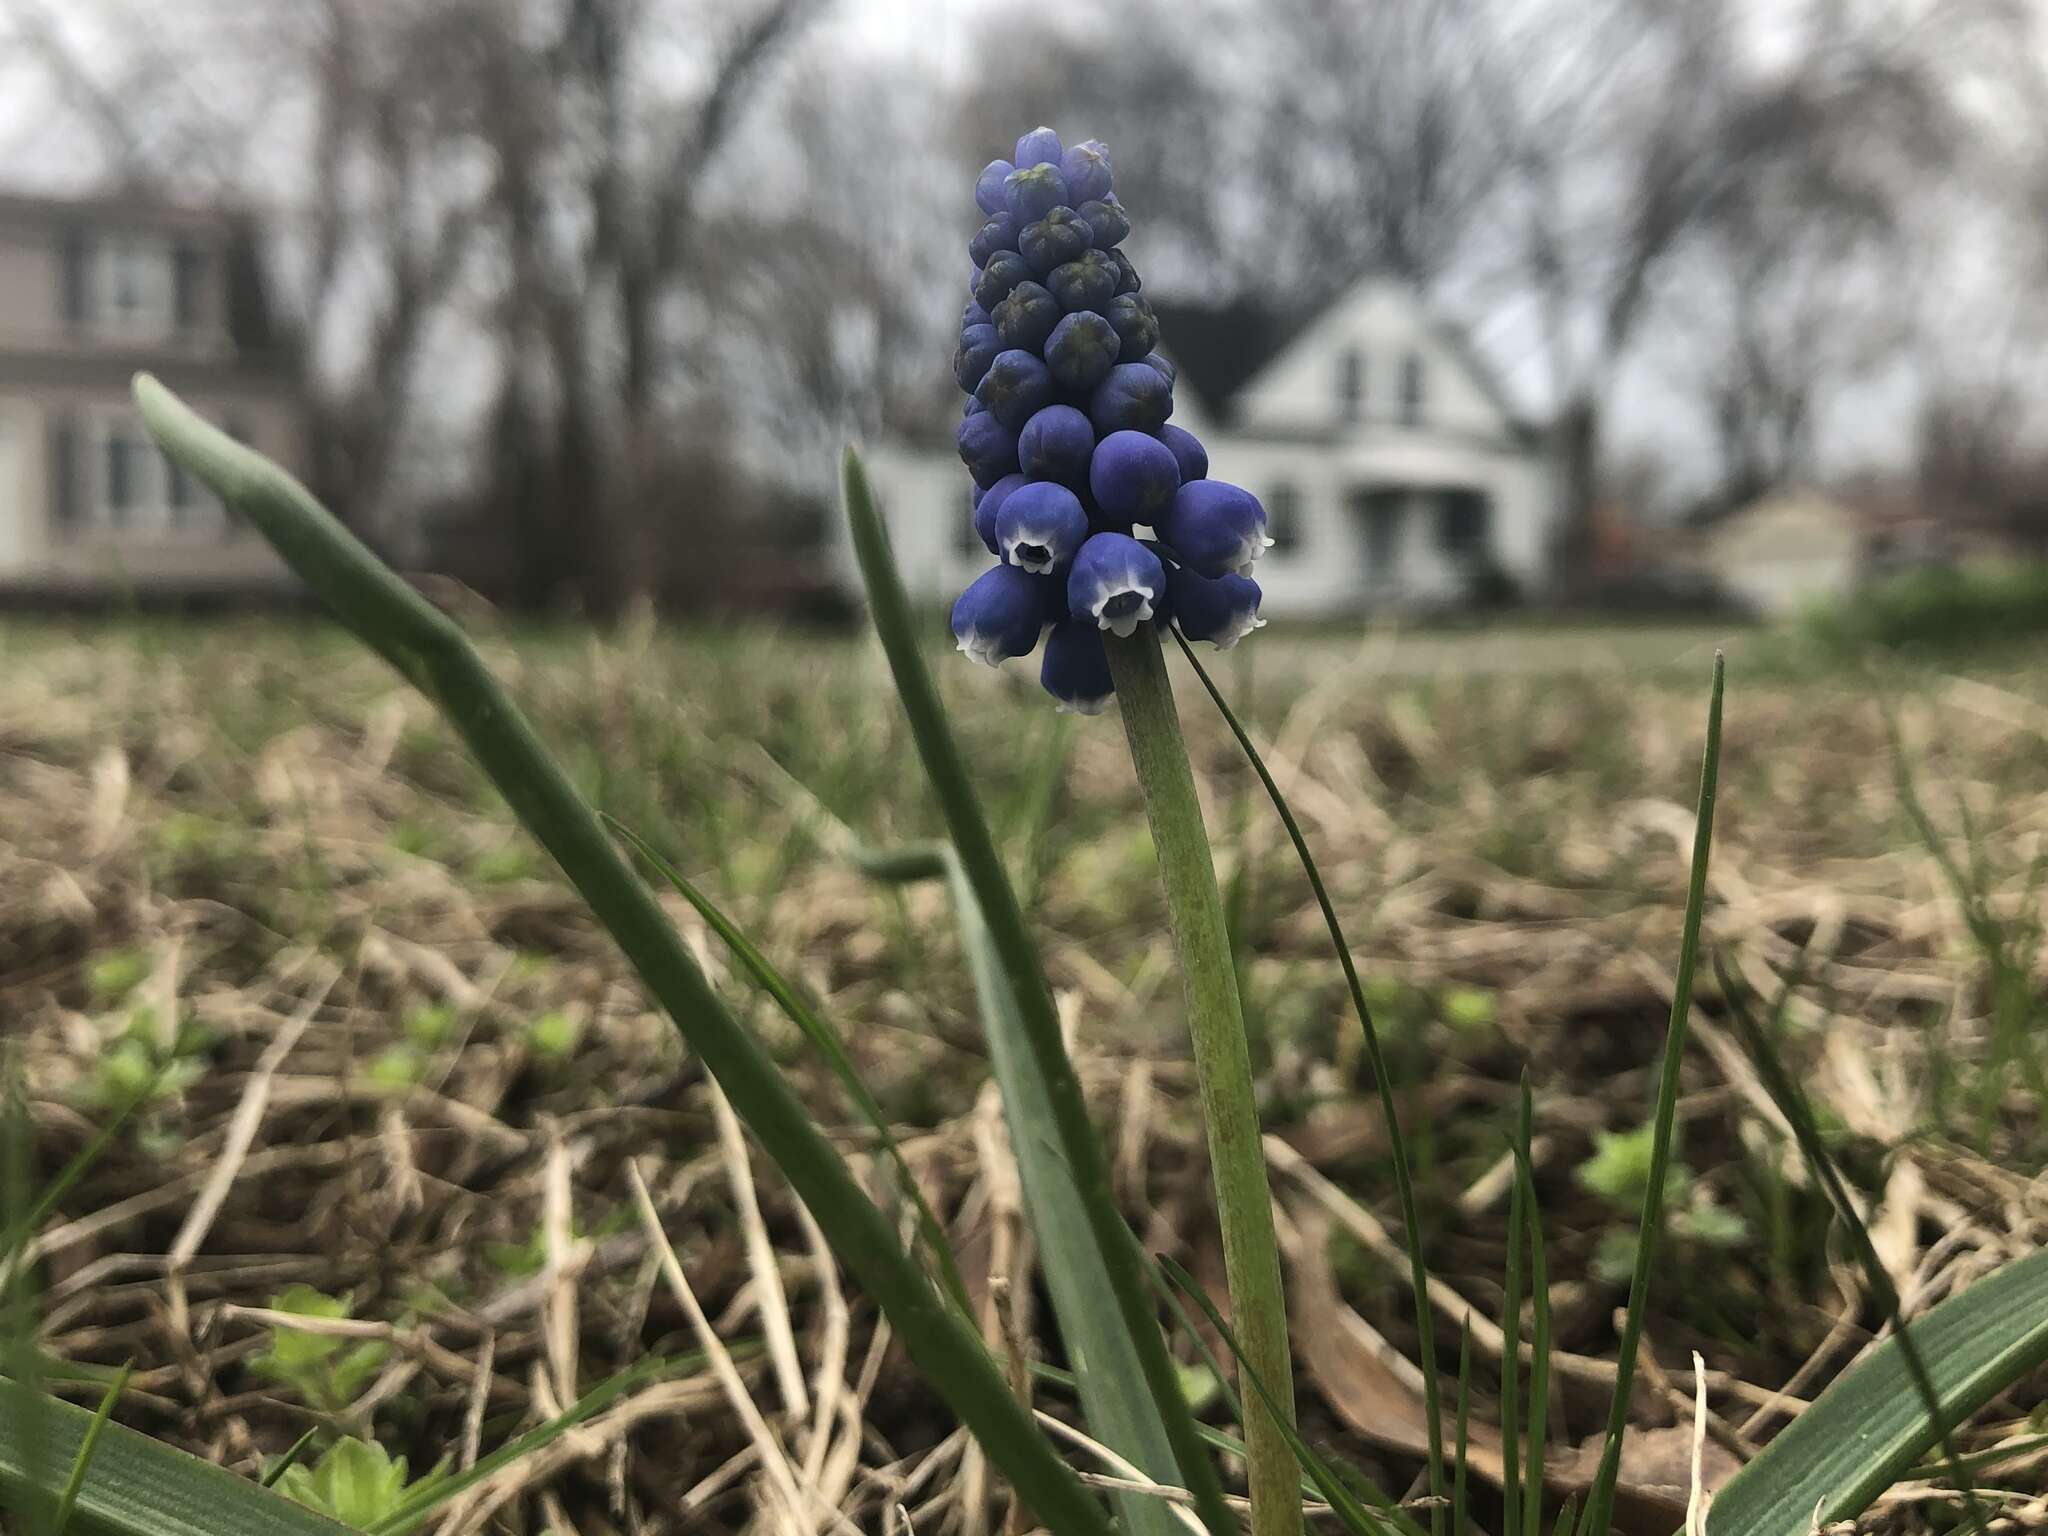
[1068,532,1166,639]
[975,349,1055,431]
[1044,311,1121,393]
[1089,430,1180,524]
[947,129,1267,709]
[1040,620,1115,715]
[975,473,1028,555]
[953,562,1052,667]
[1019,404,1096,488]
[958,410,1020,489]
[996,482,1090,574]
[1161,480,1273,576]
[975,160,1015,215]
[1059,139,1114,204]
[1168,566,1266,649]
[1014,125,1063,168]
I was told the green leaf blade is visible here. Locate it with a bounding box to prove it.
[0,1393,351,1536]
[1709,1248,2048,1536]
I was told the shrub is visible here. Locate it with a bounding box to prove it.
[1804,559,2048,653]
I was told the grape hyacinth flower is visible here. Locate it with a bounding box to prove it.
[945,127,1271,709]
[934,130,1303,1536]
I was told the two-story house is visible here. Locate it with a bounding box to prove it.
[853,274,1558,616]
[0,190,305,596]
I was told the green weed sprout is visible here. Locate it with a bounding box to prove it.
[248,1287,391,1414]
[277,1438,444,1527]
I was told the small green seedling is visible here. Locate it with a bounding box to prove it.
[366,1046,424,1089]
[473,844,536,884]
[402,1003,457,1050]
[1580,1122,1747,1283]
[526,1009,582,1061]
[75,1009,211,1115]
[249,1286,391,1412]
[276,1436,445,1526]
[1439,985,1498,1033]
[86,950,148,1004]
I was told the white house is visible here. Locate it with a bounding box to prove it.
[0,190,304,598]
[853,275,1559,615]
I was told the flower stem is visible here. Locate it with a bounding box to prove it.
[1105,626,1301,1536]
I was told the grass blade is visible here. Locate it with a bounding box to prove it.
[1577,652,1724,1536]
[1708,1246,2048,1536]
[934,847,1185,1536]
[1515,1085,1552,1536]
[135,376,1117,1536]
[842,446,1233,1536]
[1172,631,1447,1520]
[1715,951,1986,1534]
[260,1429,320,1490]
[1028,1361,1325,1500]
[0,1093,147,1283]
[1452,1321,1471,1536]
[0,1390,350,1536]
[1501,1087,1527,1536]
[51,1364,132,1536]
[820,833,1190,1536]
[607,818,973,1317]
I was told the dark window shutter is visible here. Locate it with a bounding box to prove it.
[60,228,91,328]
[172,243,206,332]
[48,412,79,532]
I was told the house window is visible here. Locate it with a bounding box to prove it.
[48,414,81,533]
[84,411,223,535]
[94,237,173,340]
[172,243,210,333]
[104,431,142,528]
[1337,348,1366,422]
[1437,489,1492,560]
[1399,352,1426,426]
[1266,485,1302,555]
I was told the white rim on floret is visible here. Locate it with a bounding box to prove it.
[1205,610,1267,651]
[1079,576,1158,639]
[1002,525,1065,574]
[1054,691,1112,716]
[1235,531,1277,577]
[955,627,1017,668]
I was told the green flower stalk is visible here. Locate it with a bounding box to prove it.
[1104,626,1300,1536]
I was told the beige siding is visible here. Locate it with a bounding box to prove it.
[0,231,61,350]
[0,222,234,361]
[1,380,300,592]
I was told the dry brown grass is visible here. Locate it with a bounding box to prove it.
[5,616,2048,1534]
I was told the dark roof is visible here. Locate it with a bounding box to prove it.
[1150,282,1545,446]
[1146,298,1316,422]
[0,186,255,238]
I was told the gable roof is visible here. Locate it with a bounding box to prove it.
[1147,297,1317,422]
[0,186,253,239]
[1151,278,1544,445]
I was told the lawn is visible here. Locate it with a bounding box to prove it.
[5,615,2047,1533]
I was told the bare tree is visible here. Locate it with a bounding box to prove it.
[1483,0,1966,581]
[463,0,821,613]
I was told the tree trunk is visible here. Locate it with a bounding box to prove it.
[1552,394,1601,598]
